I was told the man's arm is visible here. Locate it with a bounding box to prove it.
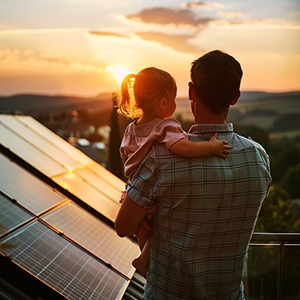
[115,194,148,237]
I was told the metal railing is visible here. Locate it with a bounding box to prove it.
[247,233,300,300]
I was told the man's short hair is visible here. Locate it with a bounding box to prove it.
[190,50,243,114]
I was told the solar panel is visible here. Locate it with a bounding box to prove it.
[1,221,129,300]
[0,115,85,172]
[0,114,125,222]
[53,171,120,221]
[0,114,143,299]
[0,153,66,215]
[14,115,92,166]
[0,120,67,176]
[42,201,139,278]
[0,195,32,237]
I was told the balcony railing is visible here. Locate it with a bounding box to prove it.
[124,233,300,300]
[245,233,300,300]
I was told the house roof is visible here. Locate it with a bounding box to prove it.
[0,114,145,299]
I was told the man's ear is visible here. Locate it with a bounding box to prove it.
[188,82,196,101]
[230,90,240,106]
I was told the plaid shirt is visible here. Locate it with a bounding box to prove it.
[127,123,271,300]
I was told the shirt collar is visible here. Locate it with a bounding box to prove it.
[188,123,233,134]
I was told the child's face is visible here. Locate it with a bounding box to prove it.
[164,86,177,118]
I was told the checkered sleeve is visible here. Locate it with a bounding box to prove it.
[126,148,158,210]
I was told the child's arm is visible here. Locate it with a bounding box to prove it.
[170,132,230,158]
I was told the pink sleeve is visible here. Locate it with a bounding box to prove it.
[155,118,188,149]
[122,118,187,179]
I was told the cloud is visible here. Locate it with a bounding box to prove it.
[182,1,226,9]
[125,7,214,27]
[134,31,201,53]
[0,49,105,73]
[88,31,129,38]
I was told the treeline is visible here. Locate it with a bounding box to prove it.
[270,113,300,132]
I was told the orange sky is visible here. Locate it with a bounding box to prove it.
[0,1,299,97]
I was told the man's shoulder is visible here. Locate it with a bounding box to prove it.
[234,133,267,152]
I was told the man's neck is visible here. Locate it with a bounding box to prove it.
[194,109,228,125]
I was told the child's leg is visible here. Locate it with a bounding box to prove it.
[132,239,150,278]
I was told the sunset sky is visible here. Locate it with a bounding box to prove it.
[0,0,299,97]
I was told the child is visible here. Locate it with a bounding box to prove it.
[118,67,230,277]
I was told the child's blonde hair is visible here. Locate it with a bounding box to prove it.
[118,67,176,119]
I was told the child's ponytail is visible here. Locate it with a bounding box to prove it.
[118,73,138,118]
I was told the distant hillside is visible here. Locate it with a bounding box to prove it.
[228,91,300,132]
[176,91,300,138]
[0,93,114,114]
[1,91,300,138]
[237,91,300,113]
[1,91,299,115]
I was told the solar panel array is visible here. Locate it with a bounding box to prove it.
[0,114,125,222]
[1,221,127,300]
[0,114,142,299]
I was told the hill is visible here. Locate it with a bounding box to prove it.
[175,91,300,137]
[0,93,114,114]
[1,91,300,138]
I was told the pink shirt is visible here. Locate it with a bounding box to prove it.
[120,117,187,179]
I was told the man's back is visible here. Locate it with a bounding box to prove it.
[127,123,271,299]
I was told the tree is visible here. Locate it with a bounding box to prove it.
[270,145,300,182]
[281,162,300,199]
[108,93,125,181]
[255,185,299,233]
[234,123,270,151]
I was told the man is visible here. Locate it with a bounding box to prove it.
[115,50,271,299]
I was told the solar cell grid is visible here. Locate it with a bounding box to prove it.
[0,195,32,237]
[0,221,128,300]
[0,153,66,215]
[42,202,139,278]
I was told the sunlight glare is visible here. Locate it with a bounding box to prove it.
[106,65,131,85]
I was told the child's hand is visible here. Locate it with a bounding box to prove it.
[119,190,127,204]
[210,133,230,158]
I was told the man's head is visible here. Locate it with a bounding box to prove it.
[190,50,243,115]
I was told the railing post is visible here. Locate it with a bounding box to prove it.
[277,241,284,300]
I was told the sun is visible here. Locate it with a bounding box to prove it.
[106,65,131,86]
